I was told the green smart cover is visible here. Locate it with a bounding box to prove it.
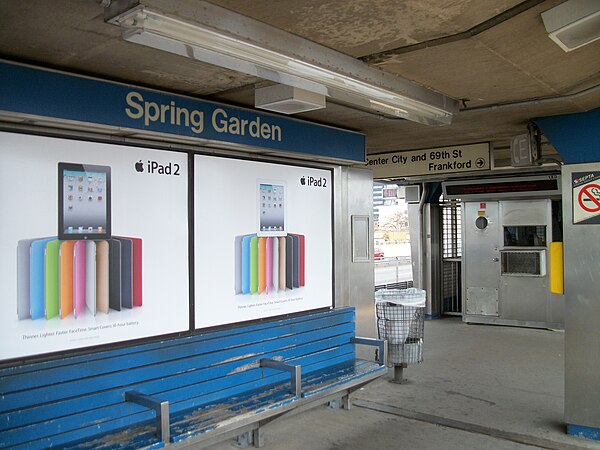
[44,240,61,319]
[30,238,56,320]
[250,236,258,294]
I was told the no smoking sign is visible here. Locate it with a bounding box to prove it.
[573,172,600,224]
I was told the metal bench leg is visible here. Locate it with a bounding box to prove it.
[342,394,352,410]
[252,427,264,448]
[125,391,170,443]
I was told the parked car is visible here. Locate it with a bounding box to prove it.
[374,248,385,260]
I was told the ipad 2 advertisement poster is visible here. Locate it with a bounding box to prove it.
[0,132,189,361]
[194,155,333,329]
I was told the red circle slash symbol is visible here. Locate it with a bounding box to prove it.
[578,184,600,213]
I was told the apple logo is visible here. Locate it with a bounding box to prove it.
[300,176,306,186]
[135,160,144,173]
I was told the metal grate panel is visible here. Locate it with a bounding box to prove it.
[501,250,546,276]
[442,200,462,258]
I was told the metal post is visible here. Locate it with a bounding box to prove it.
[252,428,264,448]
[125,391,170,443]
[390,363,407,384]
[260,358,302,398]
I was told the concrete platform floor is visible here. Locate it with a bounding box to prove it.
[209,317,600,450]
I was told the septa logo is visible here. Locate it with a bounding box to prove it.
[300,176,306,186]
[135,160,144,173]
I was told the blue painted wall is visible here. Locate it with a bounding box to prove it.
[534,108,600,164]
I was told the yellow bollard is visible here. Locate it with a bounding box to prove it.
[550,242,564,295]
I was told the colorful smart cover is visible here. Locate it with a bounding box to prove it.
[271,237,279,292]
[258,237,266,293]
[250,237,258,294]
[17,238,39,320]
[114,238,133,308]
[285,236,294,289]
[290,234,300,288]
[44,240,61,319]
[58,162,111,240]
[130,237,143,307]
[95,240,109,314]
[291,234,306,286]
[265,238,272,295]
[241,235,254,294]
[108,239,122,311]
[73,241,86,318]
[30,238,56,320]
[85,241,96,316]
[278,236,286,291]
[234,236,243,295]
[60,241,75,319]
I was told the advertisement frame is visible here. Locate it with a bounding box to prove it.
[192,152,336,331]
[0,128,336,368]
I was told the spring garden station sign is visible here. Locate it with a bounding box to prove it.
[367,143,491,178]
[0,61,365,163]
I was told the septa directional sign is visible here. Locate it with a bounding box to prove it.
[573,171,600,224]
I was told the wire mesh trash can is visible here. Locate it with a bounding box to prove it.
[375,288,426,383]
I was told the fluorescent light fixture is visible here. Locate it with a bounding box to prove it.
[541,0,600,52]
[369,99,409,116]
[108,4,458,126]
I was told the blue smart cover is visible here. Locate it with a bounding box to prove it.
[30,238,56,320]
[241,234,255,294]
[17,238,40,320]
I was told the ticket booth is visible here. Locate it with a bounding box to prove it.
[443,174,564,329]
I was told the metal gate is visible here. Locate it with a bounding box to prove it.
[442,200,462,315]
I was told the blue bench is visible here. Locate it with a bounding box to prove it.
[0,307,386,449]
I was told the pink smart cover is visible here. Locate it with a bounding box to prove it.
[265,237,273,295]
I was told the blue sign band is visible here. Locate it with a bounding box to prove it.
[0,62,365,162]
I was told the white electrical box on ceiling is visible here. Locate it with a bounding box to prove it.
[255,84,326,115]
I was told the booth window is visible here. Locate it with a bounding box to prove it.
[503,226,546,247]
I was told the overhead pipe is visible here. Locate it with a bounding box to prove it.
[461,83,600,113]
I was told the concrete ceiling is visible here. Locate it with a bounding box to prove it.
[1,0,599,167]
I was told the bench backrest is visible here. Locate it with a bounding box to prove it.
[0,307,356,449]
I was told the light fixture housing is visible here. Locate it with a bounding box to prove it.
[107,3,459,126]
[541,0,600,52]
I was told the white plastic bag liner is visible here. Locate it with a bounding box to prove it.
[375,288,426,307]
